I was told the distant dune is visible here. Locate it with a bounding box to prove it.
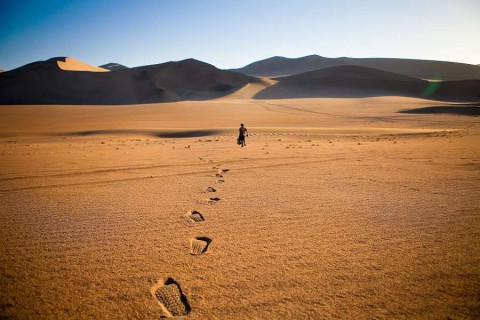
[233,55,480,80]
[100,63,128,71]
[0,57,253,105]
[254,65,480,101]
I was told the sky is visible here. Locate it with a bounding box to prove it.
[1,0,479,71]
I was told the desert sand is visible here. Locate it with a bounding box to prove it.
[1,90,479,319]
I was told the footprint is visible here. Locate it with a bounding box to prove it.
[216,179,225,184]
[187,210,204,222]
[208,197,221,204]
[206,187,217,192]
[151,278,190,317]
[190,237,212,255]
[220,169,230,173]
[215,173,223,178]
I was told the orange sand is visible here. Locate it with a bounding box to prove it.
[57,57,109,72]
[1,96,479,319]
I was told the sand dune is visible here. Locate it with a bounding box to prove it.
[2,57,478,105]
[233,54,480,80]
[0,57,253,105]
[253,66,480,101]
[254,66,426,99]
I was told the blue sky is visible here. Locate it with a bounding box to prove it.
[1,0,479,70]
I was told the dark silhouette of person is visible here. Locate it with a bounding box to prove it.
[238,123,248,147]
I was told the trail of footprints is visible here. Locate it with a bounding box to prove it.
[151,156,229,317]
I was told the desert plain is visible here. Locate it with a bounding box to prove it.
[1,81,479,319]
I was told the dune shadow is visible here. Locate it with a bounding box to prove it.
[157,130,222,138]
[399,104,480,116]
[58,129,225,138]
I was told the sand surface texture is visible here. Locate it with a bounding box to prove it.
[1,96,479,319]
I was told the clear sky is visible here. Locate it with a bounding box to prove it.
[1,0,479,71]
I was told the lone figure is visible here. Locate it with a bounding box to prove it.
[238,123,248,147]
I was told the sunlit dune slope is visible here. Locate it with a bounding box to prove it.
[57,57,110,72]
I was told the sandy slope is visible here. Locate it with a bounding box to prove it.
[57,57,110,72]
[1,96,479,319]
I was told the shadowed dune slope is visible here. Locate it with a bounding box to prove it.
[0,57,253,105]
[233,54,480,80]
[254,66,480,101]
[400,104,480,116]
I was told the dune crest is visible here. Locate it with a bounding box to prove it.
[57,57,109,72]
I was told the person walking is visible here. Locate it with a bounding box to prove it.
[238,123,248,147]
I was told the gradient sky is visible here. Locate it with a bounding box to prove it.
[1,0,479,71]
